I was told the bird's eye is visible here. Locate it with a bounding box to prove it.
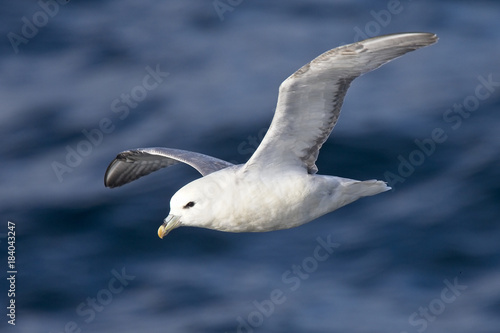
[183,201,195,209]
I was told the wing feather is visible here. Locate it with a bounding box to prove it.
[104,147,234,188]
[246,33,437,174]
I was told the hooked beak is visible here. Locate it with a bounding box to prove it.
[157,214,181,239]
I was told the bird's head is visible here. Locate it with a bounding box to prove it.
[157,176,223,238]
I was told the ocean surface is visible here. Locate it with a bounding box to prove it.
[1,1,499,332]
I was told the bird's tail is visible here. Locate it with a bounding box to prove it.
[344,179,391,197]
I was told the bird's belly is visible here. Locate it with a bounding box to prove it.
[214,175,321,232]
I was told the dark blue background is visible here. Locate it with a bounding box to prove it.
[1,1,499,332]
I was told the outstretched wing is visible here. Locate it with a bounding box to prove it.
[104,147,234,188]
[245,33,437,174]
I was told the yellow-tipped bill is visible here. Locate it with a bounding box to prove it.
[157,214,181,239]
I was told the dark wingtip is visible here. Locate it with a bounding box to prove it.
[104,160,115,188]
[103,153,126,188]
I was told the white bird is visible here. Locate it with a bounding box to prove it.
[104,32,437,238]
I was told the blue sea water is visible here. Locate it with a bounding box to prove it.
[1,1,500,332]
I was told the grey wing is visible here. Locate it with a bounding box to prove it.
[104,147,234,188]
[245,32,438,174]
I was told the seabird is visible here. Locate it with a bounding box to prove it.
[104,32,437,238]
